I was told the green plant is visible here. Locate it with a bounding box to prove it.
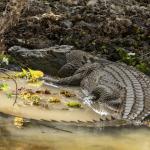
[0,53,16,65]
[6,92,13,99]
[0,55,9,65]
[116,48,137,66]
[48,97,61,103]
[116,47,150,74]
[66,101,81,108]
[15,68,44,82]
[101,45,108,54]
[15,68,28,78]
[136,62,150,74]
[20,90,40,106]
[0,83,9,91]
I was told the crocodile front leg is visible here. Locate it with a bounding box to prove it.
[43,72,85,86]
[90,86,122,111]
[44,63,95,86]
[56,73,85,85]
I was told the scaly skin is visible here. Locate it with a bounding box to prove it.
[48,53,150,123]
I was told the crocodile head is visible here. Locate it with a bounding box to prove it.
[8,45,74,76]
[8,45,101,76]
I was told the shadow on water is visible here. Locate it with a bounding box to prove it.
[0,118,150,150]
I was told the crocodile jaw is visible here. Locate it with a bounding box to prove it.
[8,45,73,75]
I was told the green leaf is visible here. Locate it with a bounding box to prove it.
[67,101,81,108]
[136,62,150,74]
[6,93,13,99]
[0,83,9,91]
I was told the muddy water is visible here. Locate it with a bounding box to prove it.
[0,72,102,122]
[0,72,150,150]
[0,72,118,123]
[0,125,150,150]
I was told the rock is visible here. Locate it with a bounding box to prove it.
[1,0,149,62]
[60,20,73,28]
[87,0,98,6]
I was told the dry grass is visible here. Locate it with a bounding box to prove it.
[0,0,28,52]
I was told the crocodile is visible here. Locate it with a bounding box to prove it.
[8,45,150,125]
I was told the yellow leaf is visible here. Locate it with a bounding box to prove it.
[14,117,24,128]
[28,69,44,80]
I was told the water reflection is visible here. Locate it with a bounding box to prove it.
[0,125,150,150]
